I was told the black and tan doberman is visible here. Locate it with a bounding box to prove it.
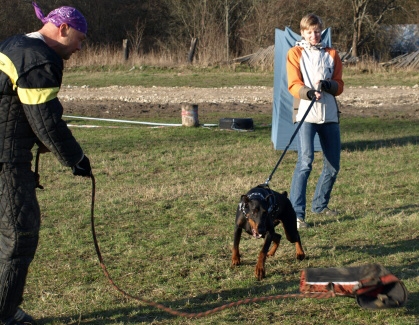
[232,186,305,280]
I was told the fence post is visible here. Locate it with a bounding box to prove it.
[187,38,198,64]
[122,39,129,61]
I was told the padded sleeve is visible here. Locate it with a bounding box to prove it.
[18,63,83,167]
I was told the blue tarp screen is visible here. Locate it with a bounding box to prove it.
[271,27,331,151]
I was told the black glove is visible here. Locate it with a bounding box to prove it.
[320,80,332,91]
[72,155,92,177]
[307,89,317,100]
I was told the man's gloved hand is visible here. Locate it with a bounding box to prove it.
[72,155,92,177]
[37,142,50,154]
[307,89,317,100]
[320,80,332,91]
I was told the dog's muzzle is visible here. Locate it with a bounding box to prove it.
[252,229,263,239]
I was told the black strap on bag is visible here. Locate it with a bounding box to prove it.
[300,264,408,309]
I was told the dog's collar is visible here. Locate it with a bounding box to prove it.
[239,192,274,218]
[238,202,248,218]
[247,192,266,200]
[243,191,278,216]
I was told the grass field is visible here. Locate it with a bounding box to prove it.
[63,65,419,88]
[22,68,419,325]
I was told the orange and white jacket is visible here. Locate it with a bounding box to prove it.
[286,40,344,124]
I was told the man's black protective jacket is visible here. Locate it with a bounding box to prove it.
[0,34,83,165]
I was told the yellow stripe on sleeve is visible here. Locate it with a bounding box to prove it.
[0,52,19,90]
[1,52,59,104]
[17,87,59,105]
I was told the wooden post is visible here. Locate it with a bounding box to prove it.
[187,38,198,63]
[122,39,129,61]
[225,0,229,64]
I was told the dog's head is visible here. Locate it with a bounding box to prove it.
[239,193,272,238]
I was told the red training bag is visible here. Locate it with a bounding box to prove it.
[299,264,408,309]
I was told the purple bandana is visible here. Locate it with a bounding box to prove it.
[32,2,87,35]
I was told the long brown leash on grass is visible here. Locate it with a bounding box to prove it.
[34,150,335,318]
[88,173,336,318]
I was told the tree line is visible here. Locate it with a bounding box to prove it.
[1,0,418,64]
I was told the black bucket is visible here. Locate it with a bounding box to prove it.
[219,118,254,131]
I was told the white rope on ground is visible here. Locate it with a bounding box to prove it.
[67,124,133,128]
[63,115,218,127]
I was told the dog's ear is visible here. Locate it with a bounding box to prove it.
[280,191,288,197]
[241,195,250,204]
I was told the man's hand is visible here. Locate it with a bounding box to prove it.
[37,142,50,154]
[72,155,92,177]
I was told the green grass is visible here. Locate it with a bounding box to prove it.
[343,69,419,87]
[62,65,419,88]
[24,101,419,324]
[63,66,275,88]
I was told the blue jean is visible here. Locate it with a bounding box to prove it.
[290,122,340,220]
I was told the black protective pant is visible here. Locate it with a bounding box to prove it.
[0,163,40,320]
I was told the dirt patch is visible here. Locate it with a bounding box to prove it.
[59,85,419,121]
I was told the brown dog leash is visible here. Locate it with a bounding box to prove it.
[34,155,404,317]
[33,149,335,318]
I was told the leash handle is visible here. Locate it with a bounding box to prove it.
[263,97,316,186]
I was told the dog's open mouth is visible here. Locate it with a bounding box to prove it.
[252,229,263,239]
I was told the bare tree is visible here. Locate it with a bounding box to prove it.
[2,0,418,64]
[350,0,399,57]
[126,19,146,55]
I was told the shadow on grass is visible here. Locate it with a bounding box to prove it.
[381,204,419,217]
[405,292,419,318]
[40,278,416,324]
[330,239,419,271]
[342,135,419,152]
[37,277,349,324]
[36,244,418,325]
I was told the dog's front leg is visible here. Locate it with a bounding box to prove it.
[255,251,267,280]
[255,234,272,280]
[295,238,305,261]
[232,226,242,266]
[267,233,281,257]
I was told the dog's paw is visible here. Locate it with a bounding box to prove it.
[295,242,305,261]
[232,257,241,266]
[255,265,266,280]
[296,253,306,261]
[232,248,241,266]
[255,252,267,280]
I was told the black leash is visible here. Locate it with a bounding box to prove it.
[261,97,316,187]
